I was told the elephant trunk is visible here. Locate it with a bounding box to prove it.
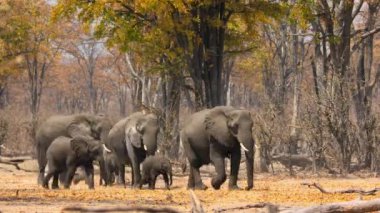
[238,134,254,190]
[245,150,254,190]
[142,134,157,156]
[100,127,111,145]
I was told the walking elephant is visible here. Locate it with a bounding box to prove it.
[43,136,105,189]
[180,106,255,190]
[106,112,159,188]
[140,155,173,190]
[36,114,113,185]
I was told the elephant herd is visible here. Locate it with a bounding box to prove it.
[36,106,255,191]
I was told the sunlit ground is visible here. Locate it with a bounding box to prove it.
[0,167,380,212]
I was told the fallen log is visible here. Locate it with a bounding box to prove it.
[271,154,312,169]
[62,206,180,213]
[214,202,280,213]
[301,182,380,196]
[214,199,380,213]
[288,198,380,213]
[0,156,33,163]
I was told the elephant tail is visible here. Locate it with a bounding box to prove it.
[36,140,47,185]
[178,136,187,173]
[36,141,46,170]
[169,169,173,186]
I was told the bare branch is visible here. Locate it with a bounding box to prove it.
[190,190,204,213]
[293,198,380,213]
[352,27,380,51]
[62,206,180,213]
[301,182,380,196]
[214,202,280,213]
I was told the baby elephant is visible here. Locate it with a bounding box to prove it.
[43,136,104,189]
[103,151,119,185]
[140,155,173,190]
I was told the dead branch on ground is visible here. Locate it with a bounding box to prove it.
[288,198,380,213]
[301,182,380,195]
[214,202,280,213]
[0,156,32,163]
[272,154,312,169]
[61,206,180,213]
[190,190,204,213]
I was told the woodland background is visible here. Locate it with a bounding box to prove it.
[0,0,379,176]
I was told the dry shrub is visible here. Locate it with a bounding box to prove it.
[0,107,34,156]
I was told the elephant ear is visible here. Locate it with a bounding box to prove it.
[67,117,92,138]
[204,109,234,147]
[126,125,142,149]
[71,137,89,156]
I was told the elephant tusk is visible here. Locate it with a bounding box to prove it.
[103,144,111,153]
[144,145,147,151]
[240,143,249,152]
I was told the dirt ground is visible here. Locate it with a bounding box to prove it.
[0,164,380,213]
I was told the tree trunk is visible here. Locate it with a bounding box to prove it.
[161,73,181,159]
[26,54,47,143]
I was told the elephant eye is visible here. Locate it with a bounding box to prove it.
[231,123,238,134]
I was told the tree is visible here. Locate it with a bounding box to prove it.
[53,0,282,109]
[7,0,65,138]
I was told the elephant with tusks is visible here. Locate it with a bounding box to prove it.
[181,106,255,190]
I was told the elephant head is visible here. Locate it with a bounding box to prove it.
[126,113,159,156]
[89,115,113,143]
[205,108,255,190]
[70,136,104,161]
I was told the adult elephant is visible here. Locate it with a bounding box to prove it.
[181,106,255,190]
[106,112,158,188]
[36,114,113,185]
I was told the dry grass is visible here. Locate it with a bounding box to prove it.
[1,168,380,212]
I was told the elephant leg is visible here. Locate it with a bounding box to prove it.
[98,159,106,186]
[64,166,76,189]
[126,144,141,188]
[229,148,241,190]
[52,173,59,189]
[191,166,207,190]
[37,145,46,185]
[84,164,95,189]
[152,176,157,190]
[116,163,125,186]
[131,167,135,185]
[210,147,227,190]
[148,172,156,190]
[104,163,110,186]
[43,170,55,189]
[163,173,170,190]
[131,162,141,188]
[185,150,206,189]
[187,166,194,189]
[59,171,66,184]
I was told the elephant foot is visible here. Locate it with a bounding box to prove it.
[245,185,253,190]
[131,184,140,189]
[191,183,208,190]
[42,183,49,189]
[38,174,44,185]
[228,185,241,190]
[51,184,59,190]
[211,176,226,190]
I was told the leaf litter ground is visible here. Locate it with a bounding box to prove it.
[0,168,380,212]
